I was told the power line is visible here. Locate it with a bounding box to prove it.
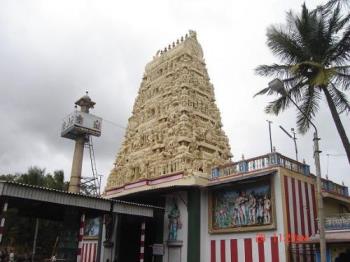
[102,118,126,130]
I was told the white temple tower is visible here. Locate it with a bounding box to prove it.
[106,31,231,195]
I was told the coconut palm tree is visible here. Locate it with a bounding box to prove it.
[255,4,350,164]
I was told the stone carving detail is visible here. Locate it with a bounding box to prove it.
[106,30,232,189]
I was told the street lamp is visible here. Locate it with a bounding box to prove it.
[279,125,298,161]
[268,78,326,262]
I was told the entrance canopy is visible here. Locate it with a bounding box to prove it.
[0,181,155,218]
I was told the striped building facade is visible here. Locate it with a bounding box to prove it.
[80,240,98,262]
[282,173,318,261]
[202,164,319,262]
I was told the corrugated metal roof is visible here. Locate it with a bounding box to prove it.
[0,181,159,217]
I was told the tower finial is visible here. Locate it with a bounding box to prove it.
[189,30,197,39]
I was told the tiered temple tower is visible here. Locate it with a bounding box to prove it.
[106,30,231,191]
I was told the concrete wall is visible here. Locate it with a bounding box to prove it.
[200,173,286,262]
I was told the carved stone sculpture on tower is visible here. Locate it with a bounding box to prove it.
[106,30,232,190]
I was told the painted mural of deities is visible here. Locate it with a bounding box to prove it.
[210,179,274,232]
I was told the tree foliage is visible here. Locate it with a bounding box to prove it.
[255,2,350,164]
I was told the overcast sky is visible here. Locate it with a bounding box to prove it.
[1,0,349,190]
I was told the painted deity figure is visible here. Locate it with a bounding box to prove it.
[248,193,257,224]
[237,191,248,225]
[264,195,271,224]
[233,197,242,226]
[168,200,181,241]
[257,198,264,224]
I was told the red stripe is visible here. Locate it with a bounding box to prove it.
[86,243,90,262]
[140,253,144,259]
[271,236,279,262]
[298,180,306,236]
[258,239,265,262]
[291,178,298,235]
[311,184,318,232]
[305,182,312,236]
[284,176,291,235]
[299,181,306,261]
[81,244,85,260]
[220,240,226,262]
[140,240,145,246]
[244,238,252,262]
[211,240,216,262]
[291,178,300,259]
[230,239,238,262]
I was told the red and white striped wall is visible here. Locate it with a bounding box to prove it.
[210,236,281,262]
[140,221,146,262]
[81,241,98,262]
[283,176,317,237]
[283,175,317,260]
[0,202,8,244]
[77,213,85,262]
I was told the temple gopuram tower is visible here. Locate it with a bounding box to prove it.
[106,30,231,196]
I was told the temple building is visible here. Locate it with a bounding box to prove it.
[106,30,231,195]
[102,31,350,262]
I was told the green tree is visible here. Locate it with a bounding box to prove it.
[255,3,350,164]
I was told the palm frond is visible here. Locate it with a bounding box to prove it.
[296,86,321,133]
[328,83,350,114]
[326,24,350,64]
[267,26,307,63]
[255,64,293,78]
[254,87,272,97]
[286,79,307,103]
[333,66,350,90]
[265,95,290,115]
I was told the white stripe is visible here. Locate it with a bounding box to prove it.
[225,239,230,262]
[1,218,5,227]
[288,177,295,234]
[215,240,220,262]
[301,182,309,236]
[141,222,146,230]
[237,239,244,262]
[140,246,144,253]
[294,180,301,234]
[265,237,271,262]
[252,237,259,262]
[141,235,145,242]
[307,183,315,235]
